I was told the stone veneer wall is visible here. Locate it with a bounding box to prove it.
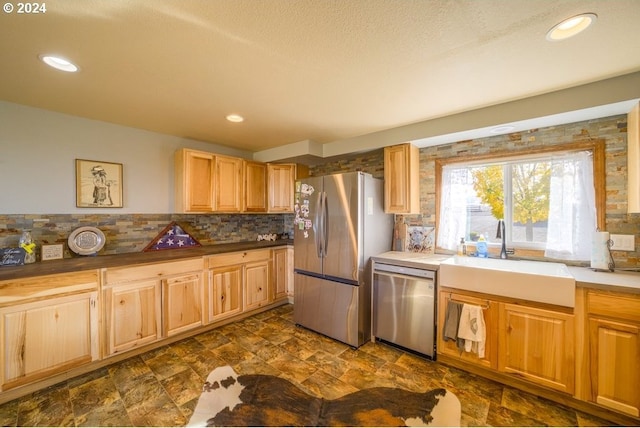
[0,213,292,259]
[310,115,639,268]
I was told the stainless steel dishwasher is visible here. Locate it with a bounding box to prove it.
[372,262,436,359]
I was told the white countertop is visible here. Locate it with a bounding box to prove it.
[371,251,451,271]
[372,251,640,294]
[568,266,640,293]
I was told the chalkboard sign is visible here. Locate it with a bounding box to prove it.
[0,248,26,267]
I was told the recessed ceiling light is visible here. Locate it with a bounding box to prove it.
[490,125,516,134]
[39,54,79,72]
[226,114,244,123]
[546,13,597,41]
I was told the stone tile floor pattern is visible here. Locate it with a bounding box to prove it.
[0,304,620,427]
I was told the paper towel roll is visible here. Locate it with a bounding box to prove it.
[591,231,610,270]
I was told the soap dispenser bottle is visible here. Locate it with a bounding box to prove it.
[457,238,467,256]
[476,235,488,258]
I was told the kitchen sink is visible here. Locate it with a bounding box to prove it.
[439,256,576,307]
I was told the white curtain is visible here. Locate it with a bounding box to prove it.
[437,165,469,251]
[544,151,596,261]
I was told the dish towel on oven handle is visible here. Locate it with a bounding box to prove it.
[457,304,486,358]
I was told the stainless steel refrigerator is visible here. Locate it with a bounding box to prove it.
[293,171,393,347]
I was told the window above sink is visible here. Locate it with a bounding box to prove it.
[435,140,606,262]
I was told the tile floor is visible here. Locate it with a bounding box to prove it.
[0,304,619,427]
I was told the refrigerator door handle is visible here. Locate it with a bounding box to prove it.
[315,191,323,258]
[322,191,329,257]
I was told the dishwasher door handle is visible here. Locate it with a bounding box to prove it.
[374,271,435,286]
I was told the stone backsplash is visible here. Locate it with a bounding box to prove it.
[310,114,638,268]
[0,213,294,260]
[2,115,637,267]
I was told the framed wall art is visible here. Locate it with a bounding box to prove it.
[75,159,123,208]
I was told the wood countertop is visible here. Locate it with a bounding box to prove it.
[0,239,292,281]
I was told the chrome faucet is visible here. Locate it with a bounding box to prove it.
[496,219,507,259]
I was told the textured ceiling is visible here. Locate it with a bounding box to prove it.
[1,0,640,153]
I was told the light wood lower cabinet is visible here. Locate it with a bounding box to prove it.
[103,258,204,356]
[245,259,270,311]
[1,291,99,391]
[437,290,498,369]
[581,290,640,417]
[498,303,575,394]
[207,265,243,323]
[163,273,204,337]
[272,247,294,300]
[206,248,287,321]
[438,287,574,394]
[104,279,162,355]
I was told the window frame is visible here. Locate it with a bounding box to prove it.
[435,140,606,257]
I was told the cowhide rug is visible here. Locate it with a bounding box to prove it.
[187,366,461,427]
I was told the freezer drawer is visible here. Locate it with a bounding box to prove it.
[294,273,369,347]
[373,266,436,358]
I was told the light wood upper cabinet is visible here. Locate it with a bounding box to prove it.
[214,155,244,212]
[268,163,296,212]
[175,148,215,213]
[175,148,298,214]
[163,273,204,337]
[1,291,99,391]
[384,143,420,214]
[582,290,640,417]
[498,303,575,394]
[244,160,267,212]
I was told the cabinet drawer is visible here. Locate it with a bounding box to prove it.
[105,258,204,285]
[587,291,640,323]
[0,270,99,307]
[206,249,271,268]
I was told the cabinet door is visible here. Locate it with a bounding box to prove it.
[383,143,420,214]
[214,155,243,212]
[244,161,267,212]
[437,290,498,369]
[104,280,162,356]
[245,260,270,311]
[1,292,98,390]
[207,266,243,322]
[498,303,575,394]
[175,149,215,212]
[588,316,640,417]
[272,248,289,301]
[267,163,296,212]
[163,274,204,337]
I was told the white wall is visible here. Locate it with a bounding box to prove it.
[0,101,250,214]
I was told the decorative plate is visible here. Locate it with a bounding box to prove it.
[68,226,106,255]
